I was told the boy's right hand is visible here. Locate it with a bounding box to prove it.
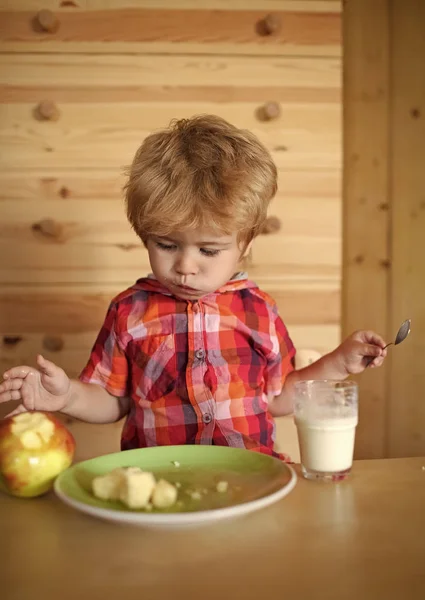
[0,354,71,418]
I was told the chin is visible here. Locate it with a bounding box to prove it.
[174,289,205,300]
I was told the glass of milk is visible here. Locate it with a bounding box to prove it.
[294,380,358,481]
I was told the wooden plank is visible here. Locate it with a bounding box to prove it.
[0,232,340,280]
[0,325,341,380]
[0,168,341,202]
[0,9,340,46]
[0,233,340,283]
[0,8,341,56]
[0,182,341,285]
[0,102,340,135]
[341,0,390,459]
[388,0,425,457]
[0,1,341,13]
[0,54,341,104]
[0,85,340,105]
[264,289,340,324]
[0,193,340,237]
[0,42,340,59]
[0,103,341,171]
[278,168,340,198]
[249,263,340,286]
[0,171,124,201]
[0,262,341,289]
[0,260,341,286]
[0,333,100,380]
[0,52,341,89]
[0,241,147,283]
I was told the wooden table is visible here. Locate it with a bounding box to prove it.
[2,457,425,600]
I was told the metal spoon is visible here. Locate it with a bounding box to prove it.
[367,318,411,366]
[386,318,411,349]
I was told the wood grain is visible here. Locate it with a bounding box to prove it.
[0,86,340,104]
[0,1,341,12]
[0,53,341,104]
[0,103,341,171]
[2,456,425,600]
[1,457,424,600]
[0,251,341,285]
[0,8,341,57]
[0,236,340,284]
[388,0,425,458]
[0,171,124,201]
[1,194,340,236]
[1,167,341,285]
[0,168,341,202]
[342,0,390,460]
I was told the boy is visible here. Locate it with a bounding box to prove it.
[0,115,387,460]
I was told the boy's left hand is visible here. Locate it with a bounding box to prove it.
[334,330,388,376]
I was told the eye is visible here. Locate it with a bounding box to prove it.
[200,248,221,257]
[155,241,177,252]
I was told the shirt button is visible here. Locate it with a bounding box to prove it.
[203,413,213,424]
[195,349,205,360]
[192,302,199,313]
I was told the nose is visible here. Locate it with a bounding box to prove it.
[174,251,198,276]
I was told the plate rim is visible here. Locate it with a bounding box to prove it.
[53,446,297,526]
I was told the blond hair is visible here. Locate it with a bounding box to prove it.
[124,114,277,249]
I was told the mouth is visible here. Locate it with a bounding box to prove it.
[174,283,199,293]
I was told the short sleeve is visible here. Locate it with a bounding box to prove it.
[264,310,296,396]
[79,301,129,397]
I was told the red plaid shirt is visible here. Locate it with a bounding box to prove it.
[79,273,296,460]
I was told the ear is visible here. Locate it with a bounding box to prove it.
[241,239,254,258]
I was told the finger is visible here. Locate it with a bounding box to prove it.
[362,331,387,348]
[37,354,58,378]
[3,366,34,380]
[373,355,386,367]
[20,374,37,411]
[363,344,382,357]
[365,353,386,368]
[0,378,24,394]
[364,356,376,368]
[0,389,23,403]
[5,404,28,418]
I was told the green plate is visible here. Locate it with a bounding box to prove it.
[54,445,296,528]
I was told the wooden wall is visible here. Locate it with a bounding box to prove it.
[0,0,341,459]
[343,0,425,459]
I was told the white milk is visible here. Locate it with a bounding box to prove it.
[295,415,358,473]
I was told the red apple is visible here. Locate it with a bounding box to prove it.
[0,411,75,498]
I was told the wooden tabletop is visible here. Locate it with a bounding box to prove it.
[2,457,425,600]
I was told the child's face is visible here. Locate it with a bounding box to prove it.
[146,227,251,299]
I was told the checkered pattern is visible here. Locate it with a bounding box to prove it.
[79,275,296,460]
